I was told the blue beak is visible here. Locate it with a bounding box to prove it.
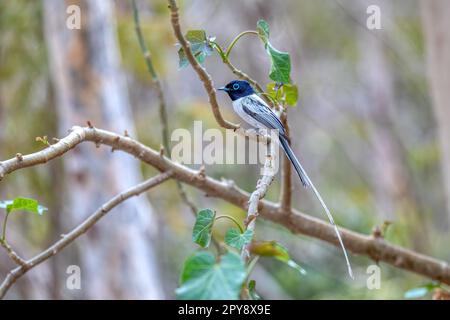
[217,87,229,92]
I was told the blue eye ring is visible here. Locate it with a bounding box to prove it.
[232,83,240,90]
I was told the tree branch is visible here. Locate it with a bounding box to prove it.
[241,138,276,261]
[1,126,449,285]
[132,0,198,215]
[279,110,292,212]
[0,171,173,299]
[0,240,27,267]
[167,0,238,130]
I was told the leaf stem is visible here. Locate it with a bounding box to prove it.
[1,211,10,242]
[225,30,259,58]
[215,215,243,233]
[211,41,226,61]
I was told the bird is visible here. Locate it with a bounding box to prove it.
[218,79,354,279]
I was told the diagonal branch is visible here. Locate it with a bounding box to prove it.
[1,126,449,285]
[167,0,238,130]
[0,171,173,299]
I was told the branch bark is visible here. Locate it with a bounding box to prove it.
[0,241,27,267]
[279,110,292,212]
[1,126,449,285]
[241,138,276,261]
[167,0,238,130]
[0,171,173,299]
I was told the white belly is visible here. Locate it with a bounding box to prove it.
[232,96,267,130]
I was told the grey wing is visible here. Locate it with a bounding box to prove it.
[241,96,286,135]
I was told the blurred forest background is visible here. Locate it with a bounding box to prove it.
[1,0,449,299]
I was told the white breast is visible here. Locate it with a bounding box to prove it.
[232,95,267,130]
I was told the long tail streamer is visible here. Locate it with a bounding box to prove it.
[279,136,354,279]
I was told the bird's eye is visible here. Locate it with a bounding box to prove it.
[232,83,240,90]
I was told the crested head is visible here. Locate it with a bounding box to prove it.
[218,80,255,101]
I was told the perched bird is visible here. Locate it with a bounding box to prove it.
[218,80,353,279]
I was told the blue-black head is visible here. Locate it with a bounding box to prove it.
[218,80,255,101]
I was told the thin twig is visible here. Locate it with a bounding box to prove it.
[279,110,292,212]
[132,0,197,215]
[217,32,275,108]
[167,0,238,130]
[1,126,449,285]
[0,171,173,299]
[222,59,265,94]
[1,212,9,242]
[0,240,27,267]
[132,0,169,150]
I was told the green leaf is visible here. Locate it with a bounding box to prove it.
[178,30,213,69]
[283,83,298,106]
[256,19,270,42]
[404,282,440,299]
[250,241,306,275]
[176,251,246,300]
[192,209,216,248]
[266,82,298,106]
[248,280,261,300]
[266,43,291,84]
[256,20,291,84]
[0,197,47,215]
[266,82,280,100]
[404,287,429,299]
[186,30,207,43]
[177,49,189,69]
[250,241,289,259]
[225,228,253,250]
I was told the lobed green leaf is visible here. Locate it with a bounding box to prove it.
[176,251,246,300]
[283,83,298,106]
[192,209,216,248]
[266,82,298,106]
[256,20,291,84]
[266,43,291,84]
[178,30,214,69]
[256,19,270,43]
[224,228,253,250]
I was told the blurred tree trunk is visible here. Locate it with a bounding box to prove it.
[43,0,163,298]
[421,0,450,227]
[358,29,429,250]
